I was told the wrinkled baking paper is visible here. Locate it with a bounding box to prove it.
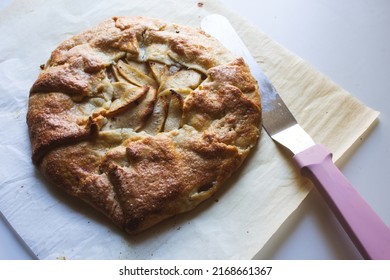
[0,0,379,259]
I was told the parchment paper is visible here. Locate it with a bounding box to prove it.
[0,0,379,259]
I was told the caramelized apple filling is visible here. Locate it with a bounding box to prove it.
[96,57,205,134]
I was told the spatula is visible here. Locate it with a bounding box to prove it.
[201,14,390,260]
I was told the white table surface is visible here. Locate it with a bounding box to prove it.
[1,0,389,260]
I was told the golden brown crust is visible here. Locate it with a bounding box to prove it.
[27,16,261,234]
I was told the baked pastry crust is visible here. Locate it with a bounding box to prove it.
[27,16,261,234]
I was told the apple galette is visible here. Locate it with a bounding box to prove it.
[27,16,261,234]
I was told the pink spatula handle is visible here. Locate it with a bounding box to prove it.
[294,144,390,259]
